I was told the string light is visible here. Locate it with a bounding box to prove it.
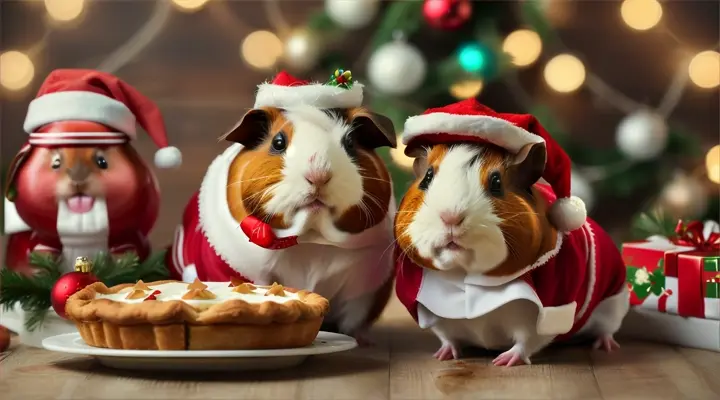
[0,51,35,91]
[706,145,720,184]
[390,134,414,171]
[543,54,585,93]
[44,0,85,22]
[241,30,283,70]
[457,43,489,74]
[688,51,720,89]
[171,0,209,12]
[620,0,662,31]
[449,80,483,99]
[502,29,542,67]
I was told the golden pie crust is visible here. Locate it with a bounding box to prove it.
[65,280,330,351]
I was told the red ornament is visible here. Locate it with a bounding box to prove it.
[0,325,10,352]
[423,0,472,31]
[50,257,99,319]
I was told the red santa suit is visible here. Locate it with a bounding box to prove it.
[393,99,629,353]
[3,69,182,273]
[396,184,629,342]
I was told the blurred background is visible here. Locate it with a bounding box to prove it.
[0,0,718,248]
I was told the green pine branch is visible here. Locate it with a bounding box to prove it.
[0,251,170,331]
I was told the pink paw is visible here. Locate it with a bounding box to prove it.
[492,345,530,367]
[434,343,460,361]
[593,334,620,352]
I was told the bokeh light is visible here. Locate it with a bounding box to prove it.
[457,43,487,74]
[45,0,85,22]
[390,134,414,171]
[544,54,586,93]
[688,51,720,89]
[502,29,542,67]
[241,30,284,70]
[171,0,209,12]
[0,51,35,91]
[706,145,720,184]
[620,0,662,31]
[449,80,483,99]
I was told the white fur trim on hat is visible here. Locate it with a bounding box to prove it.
[254,82,364,109]
[24,91,137,136]
[548,196,587,232]
[402,113,544,156]
[154,146,182,169]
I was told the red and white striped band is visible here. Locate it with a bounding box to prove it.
[28,132,128,146]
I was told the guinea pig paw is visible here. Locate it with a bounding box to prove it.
[492,345,530,367]
[592,334,620,352]
[434,343,460,361]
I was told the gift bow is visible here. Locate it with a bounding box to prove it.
[671,220,720,252]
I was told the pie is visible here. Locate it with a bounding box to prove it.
[65,279,330,351]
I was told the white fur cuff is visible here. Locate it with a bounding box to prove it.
[254,82,364,109]
[549,196,587,232]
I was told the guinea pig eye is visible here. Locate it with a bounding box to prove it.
[419,167,434,191]
[488,171,502,196]
[50,154,62,170]
[342,132,357,159]
[94,152,109,170]
[270,131,288,154]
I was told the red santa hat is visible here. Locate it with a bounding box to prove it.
[22,69,181,168]
[254,70,364,109]
[402,98,586,232]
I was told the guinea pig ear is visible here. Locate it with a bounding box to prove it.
[349,110,397,149]
[412,156,429,178]
[220,108,272,149]
[509,142,547,189]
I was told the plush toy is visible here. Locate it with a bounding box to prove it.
[167,70,397,341]
[394,99,629,366]
[3,69,181,273]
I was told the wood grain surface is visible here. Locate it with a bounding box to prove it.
[1,296,719,400]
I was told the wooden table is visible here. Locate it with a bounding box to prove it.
[1,297,719,400]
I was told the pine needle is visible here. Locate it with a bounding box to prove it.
[631,209,677,240]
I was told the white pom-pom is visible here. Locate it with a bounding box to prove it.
[154,146,182,169]
[549,196,587,232]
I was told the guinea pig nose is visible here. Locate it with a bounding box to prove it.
[304,169,333,187]
[439,210,466,227]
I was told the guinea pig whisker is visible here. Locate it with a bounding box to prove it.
[359,174,391,184]
[226,174,284,188]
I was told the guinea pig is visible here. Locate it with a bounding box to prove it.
[4,120,159,272]
[168,105,397,340]
[394,142,629,365]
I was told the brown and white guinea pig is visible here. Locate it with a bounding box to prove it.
[4,120,160,273]
[168,105,397,340]
[394,142,628,366]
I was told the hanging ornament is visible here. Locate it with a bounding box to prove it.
[325,0,379,30]
[570,170,595,212]
[50,256,99,319]
[659,172,708,219]
[367,32,427,96]
[282,29,322,73]
[616,109,669,161]
[457,42,493,75]
[423,0,472,31]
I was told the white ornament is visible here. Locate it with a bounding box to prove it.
[367,37,427,96]
[570,170,595,212]
[660,172,708,218]
[282,29,322,73]
[616,109,669,161]
[325,0,379,30]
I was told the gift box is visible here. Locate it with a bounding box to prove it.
[624,220,720,321]
[618,307,720,352]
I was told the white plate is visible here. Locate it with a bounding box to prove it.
[42,332,357,371]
